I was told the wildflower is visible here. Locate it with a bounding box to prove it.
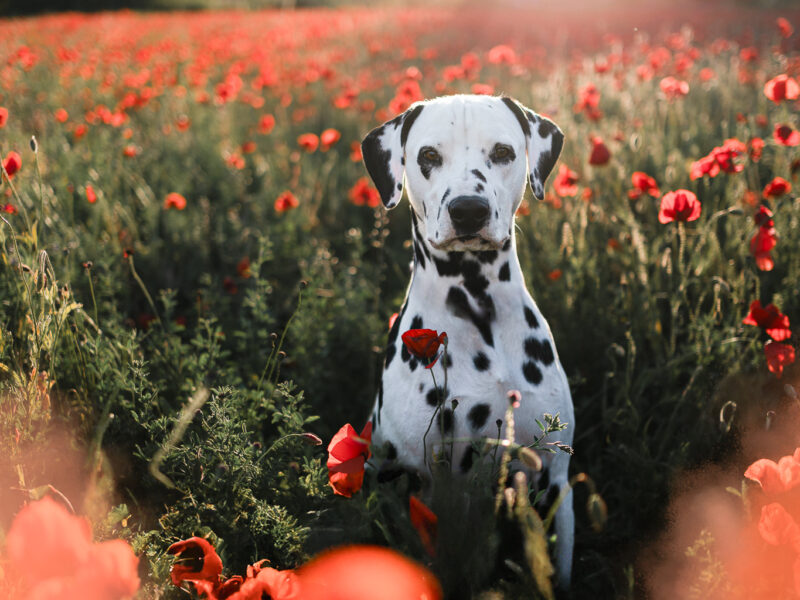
[777,17,794,38]
[742,300,791,341]
[745,450,800,495]
[0,106,7,128]
[274,191,299,213]
[774,124,800,146]
[122,145,139,157]
[750,226,778,271]
[764,74,800,103]
[241,141,256,154]
[3,203,17,214]
[763,177,791,199]
[748,137,764,162]
[164,192,187,210]
[55,108,68,123]
[167,536,224,588]
[237,258,251,279]
[553,165,579,197]
[659,76,689,99]
[327,422,372,497]
[258,114,275,134]
[86,185,97,204]
[320,128,341,151]
[223,276,238,295]
[487,44,517,64]
[409,496,438,557]
[758,502,800,548]
[74,123,88,139]
[348,177,380,207]
[298,545,442,600]
[754,205,774,228]
[297,133,319,152]
[628,172,660,199]
[588,136,610,166]
[658,190,701,223]
[690,154,719,180]
[3,151,21,178]
[227,567,300,600]
[764,341,796,378]
[176,115,190,131]
[349,142,362,162]
[548,268,563,281]
[401,328,447,368]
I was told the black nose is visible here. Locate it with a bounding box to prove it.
[448,195,490,235]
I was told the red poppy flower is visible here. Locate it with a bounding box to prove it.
[349,142,362,162]
[690,154,720,180]
[409,496,438,557]
[86,185,97,204]
[628,171,660,199]
[743,300,791,341]
[754,205,774,228]
[777,17,794,39]
[227,567,300,600]
[659,76,689,99]
[765,341,796,378]
[658,190,701,223]
[401,328,447,368]
[763,177,792,199]
[241,141,256,154]
[298,545,442,600]
[297,133,319,152]
[553,164,579,197]
[3,150,21,178]
[257,114,275,135]
[745,453,800,495]
[750,226,778,271]
[164,192,187,210]
[588,136,610,166]
[237,258,251,279]
[327,421,372,497]
[55,108,68,123]
[487,44,517,65]
[167,536,224,588]
[74,123,88,139]
[764,74,800,103]
[774,124,800,146]
[711,139,746,174]
[3,203,17,214]
[748,137,764,162]
[0,106,7,128]
[320,128,341,151]
[758,502,800,549]
[348,177,380,207]
[275,191,299,213]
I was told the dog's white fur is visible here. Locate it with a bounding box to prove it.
[361,94,575,587]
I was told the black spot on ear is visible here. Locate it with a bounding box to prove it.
[522,360,543,384]
[502,239,511,251]
[468,403,491,429]
[460,447,476,473]
[386,441,398,460]
[501,96,531,137]
[438,408,454,433]
[426,386,448,406]
[471,169,487,182]
[498,261,510,281]
[400,104,424,146]
[361,125,396,207]
[524,337,555,365]
[524,306,539,328]
[473,351,490,371]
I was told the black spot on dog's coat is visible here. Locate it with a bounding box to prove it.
[522,360,543,384]
[438,408,454,433]
[524,306,539,329]
[426,386,448,406]
[473,351,490,371]
[475,183,484,193]
[433,252,464,277]
[461,259,489,298]
[471,169,487,182]
[460,447,477,473]
[446,286,494,346]
[499,261,510,281]
[524,337,555,365]
[475,250,498,264]
[468,403,491,429]
[386,441,398,460]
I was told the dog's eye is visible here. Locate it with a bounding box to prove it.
[490,144,515,163]
[419,147,442,164]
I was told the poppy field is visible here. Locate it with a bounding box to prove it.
[2,2,800,598]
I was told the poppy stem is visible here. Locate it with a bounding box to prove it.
[422,368,441,472]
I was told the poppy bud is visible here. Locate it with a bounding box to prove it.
[29,136,38,153]
[302,432,323,446]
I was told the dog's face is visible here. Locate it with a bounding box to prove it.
[361,95,563,252]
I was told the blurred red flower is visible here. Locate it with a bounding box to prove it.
[758,502,800,547]
[55,108,68,123]
[3,203,17,214]
[0,106,7,128]
[763,177,791,199]
[574,83,602,120]
[275,191,299,213]
[588,136,610,165]
[298,545,442,600]
[320,128,341,151]
[742,300,791,341]
[74,123,88,139]
[777,17,794,38]
[659,76,689,99]
[3,151,22,178]
[690,154,719,180]
[690,139,745,179]
[754,205,774,228]
[764,341,796,378]
[748,137,764,162]
[402,328,447,368]
[628,172,660,199]
[774,124,800,146]
[258,114,275,134]
[553,164,579,197]
[471,83,494,95]
[409,496,438,557]
[750,226,778,270]
[122,145,139,158]
[241,141,256,154]
[297,133,319,152]
[164,192,187,210]
[745,450,800,495]
[226,567,300,600]
[764,74,800,103]
[548,268,563,281]
[349,142,362,162]
[348,177,380,207]
[167,536,224,588]
[86,185,97,204]
[237,258,251,279]
[327,421,372,497]
[658,190,701,223]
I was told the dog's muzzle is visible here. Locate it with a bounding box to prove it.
[448,195,490,236]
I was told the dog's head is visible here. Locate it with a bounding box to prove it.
[361,94,563,252]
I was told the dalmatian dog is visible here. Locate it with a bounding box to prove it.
[361,94,575,587]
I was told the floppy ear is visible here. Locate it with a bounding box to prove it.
[361,103,425,209]
[501,97,564,201]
